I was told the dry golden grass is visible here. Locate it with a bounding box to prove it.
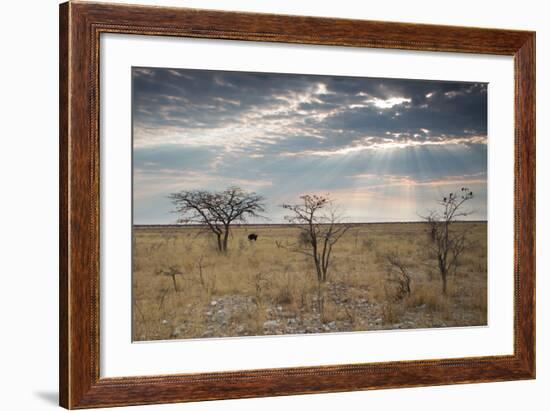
[132,222,487,341]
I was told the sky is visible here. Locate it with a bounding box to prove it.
[132,67,488,224]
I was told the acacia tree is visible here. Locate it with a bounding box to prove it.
[169,186,265,253]
[281,194,352,283]
[423,187,474,294]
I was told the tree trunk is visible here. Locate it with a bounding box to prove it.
[317,282,324,319]
[215,233,223,252]
[320,262,328,283]
[310,229,323,282]
[321,245,330,282]
[313,255,323,282]
[438,255,447,295]
[222,227,230,252]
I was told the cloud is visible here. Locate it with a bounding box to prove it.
[133,68,487,152]
[132,67,488,223]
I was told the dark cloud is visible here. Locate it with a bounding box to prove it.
[133,67,487,143]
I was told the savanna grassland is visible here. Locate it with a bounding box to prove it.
[132,222,487,341]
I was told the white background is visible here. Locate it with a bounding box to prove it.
[0,0,547,410]
[102,34,514,377]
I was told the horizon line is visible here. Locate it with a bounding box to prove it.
[134,220,488,227]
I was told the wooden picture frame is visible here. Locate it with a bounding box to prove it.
[59,1,535,408]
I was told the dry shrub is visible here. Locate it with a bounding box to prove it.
[381,301,404,324]
[297,230,311,246]
[406,280,446,311]
[321,299,339,324]
[274,284,293,306]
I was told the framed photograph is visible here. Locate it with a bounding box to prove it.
[59,1,535,408]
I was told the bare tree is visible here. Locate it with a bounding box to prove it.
[281,194,352,283]
[385,252,412,301]
[423,187,474,294]
[169,186,265,253]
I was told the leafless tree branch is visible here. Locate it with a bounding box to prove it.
[281,194,353,283]
[169,186,266,253]
[421,187,474,294]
